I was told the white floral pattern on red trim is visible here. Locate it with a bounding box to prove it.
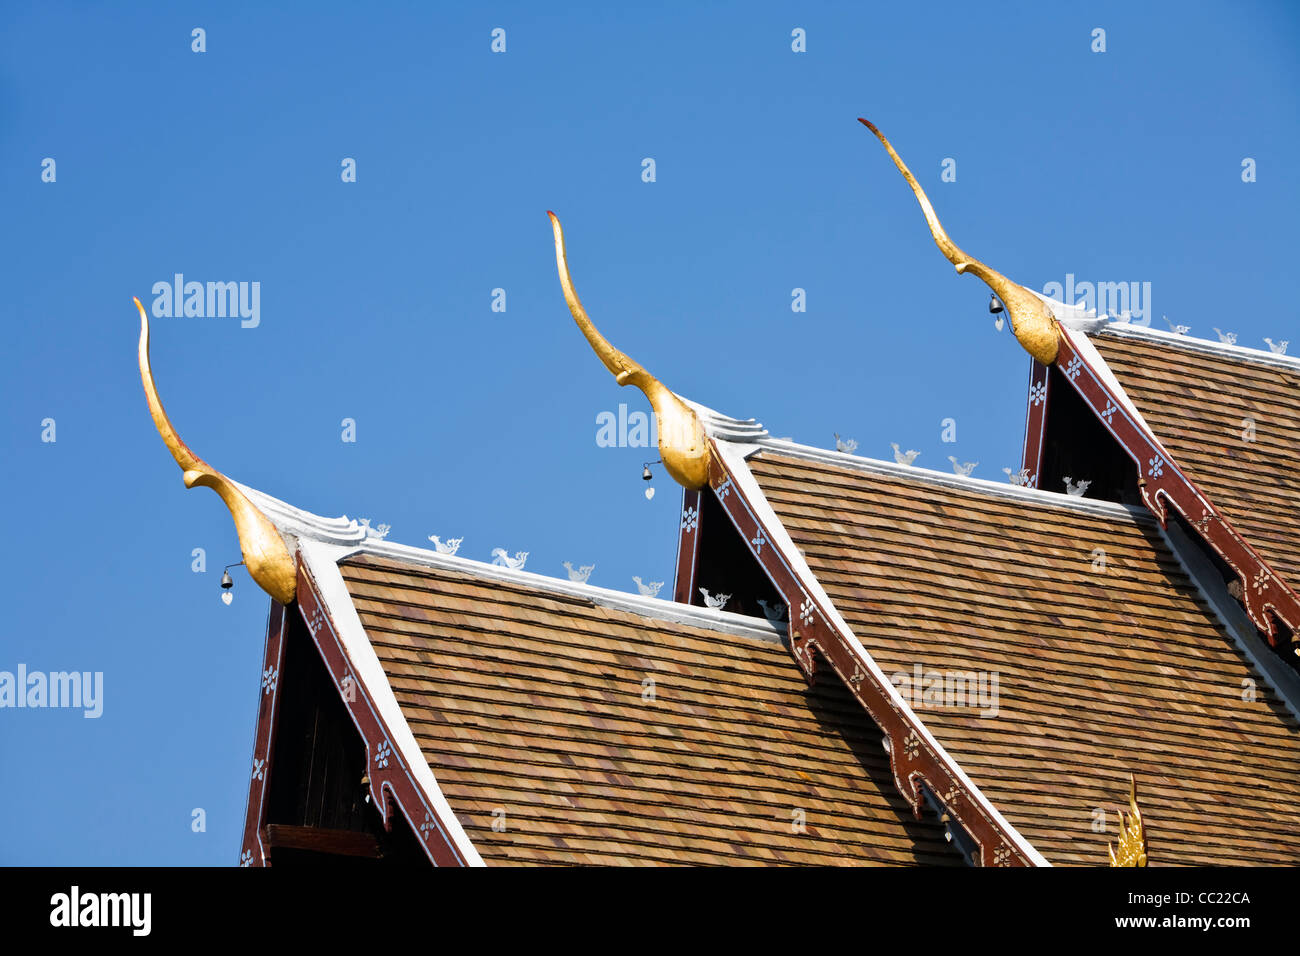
[681,507,698,533]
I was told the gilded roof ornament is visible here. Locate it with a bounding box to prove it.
[548,212,712,490]
[1108,774,1149,867]
[858,119,1061,366]
[134,298,297,605]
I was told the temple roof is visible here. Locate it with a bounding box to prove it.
[202,315,1300,867]
[135,139,1299,867]
[243,403,1300,865]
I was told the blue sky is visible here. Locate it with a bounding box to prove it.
[1,1,1296,865]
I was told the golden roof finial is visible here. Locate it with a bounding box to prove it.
[857,119,1061,366]
[1108,774,1149,867]
[548,212,712,490]
[135,298,297,605]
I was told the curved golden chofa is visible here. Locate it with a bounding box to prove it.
[135,298,297,604]
[858,119,1061,366]
[1108,774,1149,867]
[548,212,712,490]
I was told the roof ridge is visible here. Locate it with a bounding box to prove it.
[232,479,787,644]
[1093,322,1300,372]
[1024,287,1300,370]
[742,438,1152,522]
[274,522,788,646]
[344,540,789,645]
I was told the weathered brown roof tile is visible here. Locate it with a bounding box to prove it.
[748,451,1300,866]
[340,554,959,866]
[1093,332,1300,586]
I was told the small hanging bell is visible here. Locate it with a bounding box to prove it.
[990,294,1006,332]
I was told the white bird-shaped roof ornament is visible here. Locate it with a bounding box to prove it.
[1063,477,1092,497]
[491,548,528,570]
[1002,466,1031,487]
[632,576,663,598]
[562,561,595,583]
[428,535,462,555]
[891,442,920,466]
[698,588,731,610]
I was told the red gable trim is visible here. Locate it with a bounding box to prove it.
[672,488,702,605]
[238,574,471,867]
[1019,359,1050,489]
[293,556,470,866]
[702,444,1038,867]
[1054,329,1300,645]
[238,602,288,867]
[296,561,473,868]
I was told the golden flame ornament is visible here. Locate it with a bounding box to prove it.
[1108,774,1149,867]
[858,119,1061,366]
[135,298,297,605]
[548,212,712,490]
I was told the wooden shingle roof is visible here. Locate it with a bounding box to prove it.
[746,451,1300,866]
[1092,329,1300,587]
[336,553,960,865]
